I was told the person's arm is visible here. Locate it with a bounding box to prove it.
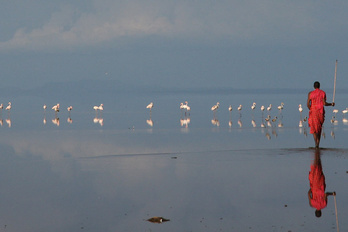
[307,92,311,110]
[308,189,313,206]
[323,93,335,106]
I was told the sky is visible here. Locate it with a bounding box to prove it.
[1,1,348,92]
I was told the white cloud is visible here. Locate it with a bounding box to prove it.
[0,1,347,51]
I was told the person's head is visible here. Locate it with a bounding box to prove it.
[315,209,322,217]
[314,81,320,89]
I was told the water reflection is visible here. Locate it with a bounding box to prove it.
[6,118,11,128]
[180,116,190,128]
[308,149,336,218]
[93,117,104,126]
[211,118,219,127]
[146,118,153,127]
[52,117,60,126]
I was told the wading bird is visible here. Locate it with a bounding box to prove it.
[251,102,256,110]
[267,104,272,112]
[6,102,11,113]
[146,102,154,112]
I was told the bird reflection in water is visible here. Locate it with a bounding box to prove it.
[308,149,336,218]
[211,118,219,127]
[52,117,60,126]
[146,118,153,127]
[6,118,11,128]
[180,116,190,128]
[93,117,103,126]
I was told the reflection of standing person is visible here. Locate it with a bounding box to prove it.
[308,149,336,217]
[307,81,335,148]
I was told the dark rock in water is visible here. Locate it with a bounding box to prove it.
[147,217,170,223]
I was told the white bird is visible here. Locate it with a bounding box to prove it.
[52,103,60,112]
[93,105,99,111]
[237,104,242,111]
[267,104,272,111]
[0,103,3,111]
[277,102,284,110]
[260,105,265,111]
[251,102,256,110]
[184,101,190,115]
[343,108,348,117]
[333,109,338,116]
[6,102,12,111]
[298,104,303,113]
[228,105,233,112]
[43,104,47,111]
[98,104,104,111]
[146,102,154,111]
[67,106,73,111]
[211,102,220,111]
[180,102,186,110]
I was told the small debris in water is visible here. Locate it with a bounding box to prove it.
[171,157,177,159]
[284,204,288,207]
[147,217,170,224]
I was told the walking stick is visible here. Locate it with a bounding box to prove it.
[334,193,339,232]
[333,60,338,103]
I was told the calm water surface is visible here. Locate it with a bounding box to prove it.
[0,92,347,232]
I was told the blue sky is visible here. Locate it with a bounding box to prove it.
[1,1,347,91]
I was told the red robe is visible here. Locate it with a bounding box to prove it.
[309,161,327,210]
[308,89,326,134]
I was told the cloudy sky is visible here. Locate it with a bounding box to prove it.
[1,1,347,91]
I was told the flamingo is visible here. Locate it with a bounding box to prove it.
[43,104,47,112]
[267,104,272,112]
[228,105,232,112]
[6,102,12,112]
[52,103,59,112]
[251,102,256,110]
[237,104,242,111]
[0,103,3,112]
[265,115,271,121]
[298,104,303,113]
[211,102,220,112]
[184,101,190,116]
[277,102,284,111]
[260,105,265,111]
[98,104,104,111]
[146,102,154,111]
[272,116,278,123]
[343,108,348,117]
[333,109,338,117]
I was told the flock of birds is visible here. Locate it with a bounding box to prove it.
[0,101,347,129]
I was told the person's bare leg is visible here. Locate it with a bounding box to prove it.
[313,133,319,148]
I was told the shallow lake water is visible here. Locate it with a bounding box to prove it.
[0,91,347,232]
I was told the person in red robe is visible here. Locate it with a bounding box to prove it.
[308,149,336,217]
[307,81,335,148]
